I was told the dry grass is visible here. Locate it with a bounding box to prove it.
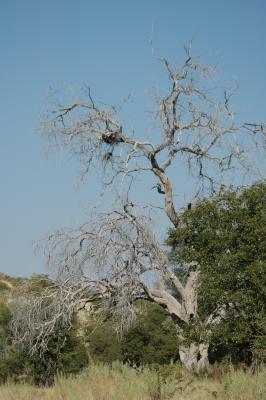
[0,363,265,400]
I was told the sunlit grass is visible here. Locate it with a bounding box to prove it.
[0,363,265,400]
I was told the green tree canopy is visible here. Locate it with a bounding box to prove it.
[167,183,266,364]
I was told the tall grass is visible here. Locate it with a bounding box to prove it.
[0,363,265,400]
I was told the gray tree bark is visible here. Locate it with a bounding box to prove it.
[179,342,209,372]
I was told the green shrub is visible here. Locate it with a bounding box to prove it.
[86,303,178,367]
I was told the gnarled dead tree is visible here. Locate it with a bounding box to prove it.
[11,43,266,371]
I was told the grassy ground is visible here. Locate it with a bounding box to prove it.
[0,363,265,400]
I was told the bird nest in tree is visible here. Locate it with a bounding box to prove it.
[102,132,124,145]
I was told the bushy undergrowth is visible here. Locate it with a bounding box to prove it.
[0,363,265,400]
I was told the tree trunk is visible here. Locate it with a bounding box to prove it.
[179,342,209,372]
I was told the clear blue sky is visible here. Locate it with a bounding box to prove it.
[0,1,265,277]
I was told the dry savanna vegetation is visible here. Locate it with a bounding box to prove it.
[1,44,265,400]
[0,363,265,400]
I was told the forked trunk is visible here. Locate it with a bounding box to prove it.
[179,342,209,371]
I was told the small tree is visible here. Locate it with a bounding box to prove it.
[12,43,265,371]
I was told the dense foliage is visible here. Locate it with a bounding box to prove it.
[86,303,178,366]
[167,183,266,365]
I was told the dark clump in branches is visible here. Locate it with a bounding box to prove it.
[102,131,124,145]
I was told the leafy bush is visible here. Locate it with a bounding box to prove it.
[0,282,8,291]
[0,300,88,386]
[86,303,178,367]
[121,304,178,366]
